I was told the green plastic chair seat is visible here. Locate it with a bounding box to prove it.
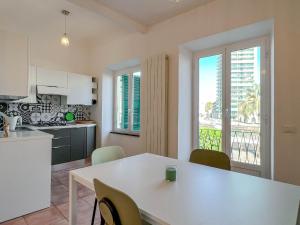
[92,146,125,165]
[90,146,126,225]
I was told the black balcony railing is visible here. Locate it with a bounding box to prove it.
[231,130,260,165]
[199,128,260,165]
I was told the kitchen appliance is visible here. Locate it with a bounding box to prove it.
[0,95,27,101]
[37,85,70,96]
[0,112,22,131]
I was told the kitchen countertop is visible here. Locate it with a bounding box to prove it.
[27,123,96,130]
[0,123,96,142]
[0,129,53,143]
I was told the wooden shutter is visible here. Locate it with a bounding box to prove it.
[121,75,129,129]
[132,74,141,131]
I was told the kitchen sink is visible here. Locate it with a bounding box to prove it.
[15,127,33,131]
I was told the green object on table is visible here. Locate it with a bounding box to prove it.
[65,112,75,121]
[166,166,177,182]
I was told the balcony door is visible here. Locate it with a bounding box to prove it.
[194,37,271,178]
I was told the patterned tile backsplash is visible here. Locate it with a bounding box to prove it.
[0,95,91,130]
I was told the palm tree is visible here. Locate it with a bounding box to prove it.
[205,101,213,118]
[238,84,260,123]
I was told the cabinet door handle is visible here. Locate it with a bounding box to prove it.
[53,137,69,140]
[45,85,58,88]
[52,145,70,149]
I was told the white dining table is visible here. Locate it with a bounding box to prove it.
[69,153,300,225]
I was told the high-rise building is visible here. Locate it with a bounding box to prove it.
[212,48,259,119]
[212,55,222,119]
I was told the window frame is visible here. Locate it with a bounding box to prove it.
[192,36,271,178]
[113,66,141,135]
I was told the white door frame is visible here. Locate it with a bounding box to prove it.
[225,36,271,178]
[193,36,271,178]
[193,47,225,150]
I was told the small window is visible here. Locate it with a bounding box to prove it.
[114,68,141,135]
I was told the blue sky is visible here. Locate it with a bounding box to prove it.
[199,54,221,104]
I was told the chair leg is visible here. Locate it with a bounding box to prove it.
[100,214,105,225]
[91,198,97,225]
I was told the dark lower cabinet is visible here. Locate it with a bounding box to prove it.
[43,129,71,165]
[70,128,86,161]
[52,145,71,165]
[86,126,96,157]
[53,136,71,147]
[42,126,96,165]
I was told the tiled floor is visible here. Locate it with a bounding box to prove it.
[1,159,101,225]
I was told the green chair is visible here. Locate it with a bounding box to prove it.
[92,146,125,165]
[189,149,231,171]
[94,178,143,225]
[91,146,126,225]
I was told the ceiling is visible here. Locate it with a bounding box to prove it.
[0,0,129,43]
[96,0,215,25]
[0,0,216,44]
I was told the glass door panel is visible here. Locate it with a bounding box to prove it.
[195,38,270,177]
[230,46,261,165]
[116,74,129,130]
[198,54,223,151]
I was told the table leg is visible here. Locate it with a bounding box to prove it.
[69,173,77,225]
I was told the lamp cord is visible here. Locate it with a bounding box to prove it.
[64,14,67,34]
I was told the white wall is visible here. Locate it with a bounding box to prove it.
[100,70,113,147]
[272,0,300,185]
[178,47,193,161]
[30,34,91,75]
[90,0,300,185]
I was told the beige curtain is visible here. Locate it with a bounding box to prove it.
[142,54,168,156]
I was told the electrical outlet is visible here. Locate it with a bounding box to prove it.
[282,125,297,134]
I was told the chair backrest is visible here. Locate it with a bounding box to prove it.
[189,149,231,171]
[93,179,143,225]
[91,146,125,166]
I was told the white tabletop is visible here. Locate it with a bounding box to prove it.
[70,153,300,225]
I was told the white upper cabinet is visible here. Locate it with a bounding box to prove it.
[35,67,93,105]
[67,73,92,105]
[37,67,68,88]
[15,65,37,103]
[0,30,29,98]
